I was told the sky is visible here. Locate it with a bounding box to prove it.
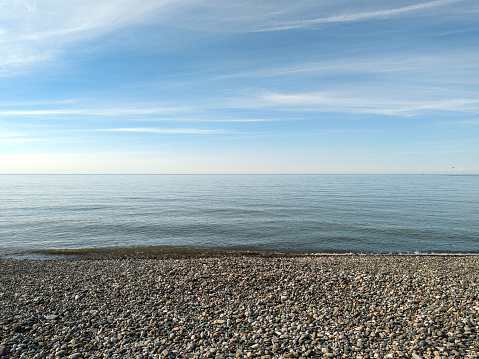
[0,0,478,174]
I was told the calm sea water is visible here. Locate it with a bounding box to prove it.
[0,174,478,258]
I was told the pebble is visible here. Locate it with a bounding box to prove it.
[1,255,478,358]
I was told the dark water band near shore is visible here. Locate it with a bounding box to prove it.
[1,255,478,359]
[19,245,479,260]
[25,246,284,259]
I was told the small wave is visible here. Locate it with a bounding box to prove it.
[20,246,479,259]
[311,252,479,256]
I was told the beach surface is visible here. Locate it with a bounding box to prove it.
[1,255,478,359]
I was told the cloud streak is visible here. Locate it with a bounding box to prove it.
[2,0,180,42]
[0,107,188,116]
[1,0,472,73]
[219,52,479,81]
[0,138,43,143]
[0,0,183,73]
[93,127,231,135]
[230,91,479,116]
[253,0,461,31]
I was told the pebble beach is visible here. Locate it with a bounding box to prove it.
[1,255,478,359]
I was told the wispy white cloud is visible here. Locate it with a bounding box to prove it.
[0,99,79,108]
[411,98,479,112]
[136,117,281,123]
[253,0,461,31]
[0,127,43,143]
[0,107,188,116]
[158,0,472,34]
[230,91,479,115]
[0,130,27,138]
[93,127,231,134]
[0,138,44,143]
[1,0,473,73]
[196,118,278,123]
[1,110,83,116]
[0,51,56,68]
[219,52,479,81]
[0,107,283,123]
[0,0,184,73]
[19,0,186,41]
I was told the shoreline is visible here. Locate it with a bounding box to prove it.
[1,255,478,358]
[5,246,479,260]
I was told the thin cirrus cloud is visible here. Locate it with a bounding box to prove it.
[219,53,479,81]
[0,105,284,123]
[0,107,188,116]
[0,109,277,122]
[230,91,479,116]
[137,117,280,123]
[159,0,467,33]
[0,138,43,143]
[93,127,232,135]
[1,0,180,42]
[0,0,183,71]
[252,0,461,31]
[0,129,44,143]
[1,0,470,72]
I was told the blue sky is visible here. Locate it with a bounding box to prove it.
[1,0,478,174]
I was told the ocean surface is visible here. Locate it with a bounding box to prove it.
[0,174,478,258]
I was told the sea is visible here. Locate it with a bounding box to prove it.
[0,174,478,259]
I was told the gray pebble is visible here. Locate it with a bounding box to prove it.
[0,255,478,358]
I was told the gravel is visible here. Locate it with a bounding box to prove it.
[1,255,478,358]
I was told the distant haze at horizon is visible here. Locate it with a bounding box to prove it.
[1,0,478,174]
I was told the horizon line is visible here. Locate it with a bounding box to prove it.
[0,173,475,176]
